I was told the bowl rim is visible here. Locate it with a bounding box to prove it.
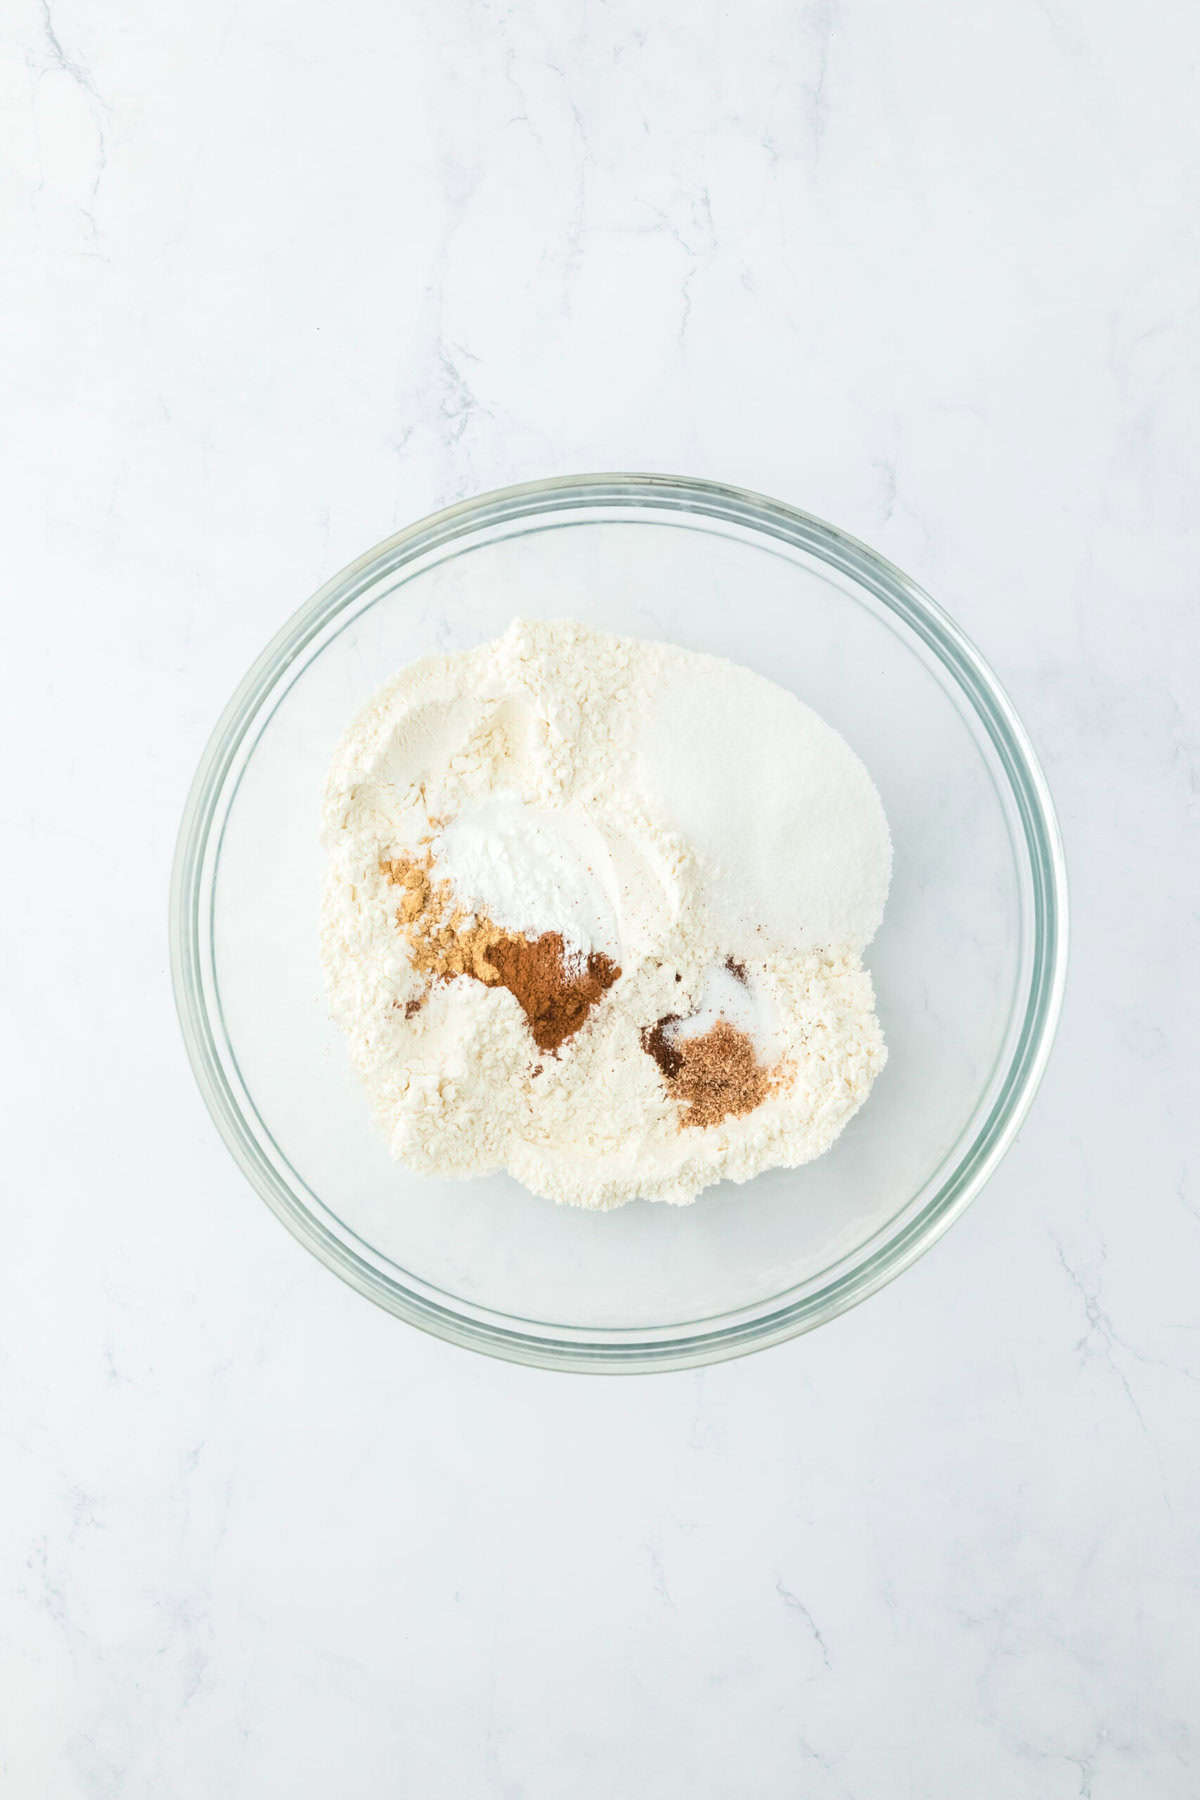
[170,472,1069,1373]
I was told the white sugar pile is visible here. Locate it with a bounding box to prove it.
[637,651,890,955]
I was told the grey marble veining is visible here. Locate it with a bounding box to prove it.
[2,0,1197,1794]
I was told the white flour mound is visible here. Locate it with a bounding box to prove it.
[321,618,891,1209]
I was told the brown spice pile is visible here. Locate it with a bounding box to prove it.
[381,854,505,983]
[487,932,620,1053]
[641,1011,773,1129]
[381,852,619,1053]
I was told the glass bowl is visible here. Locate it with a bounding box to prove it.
[170,475,1067,1372]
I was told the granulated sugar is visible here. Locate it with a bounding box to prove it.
[320,618,890,1209]
[636,647,891,955]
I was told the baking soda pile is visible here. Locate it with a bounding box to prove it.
[320,619,891,1209]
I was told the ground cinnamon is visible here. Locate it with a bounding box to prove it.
[488,933,619,1052]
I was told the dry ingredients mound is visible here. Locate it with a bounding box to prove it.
[321,618,891,1209]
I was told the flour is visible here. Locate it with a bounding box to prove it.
[321,619,890,1209]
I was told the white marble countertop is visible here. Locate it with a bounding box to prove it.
[4,0,1198,1793]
